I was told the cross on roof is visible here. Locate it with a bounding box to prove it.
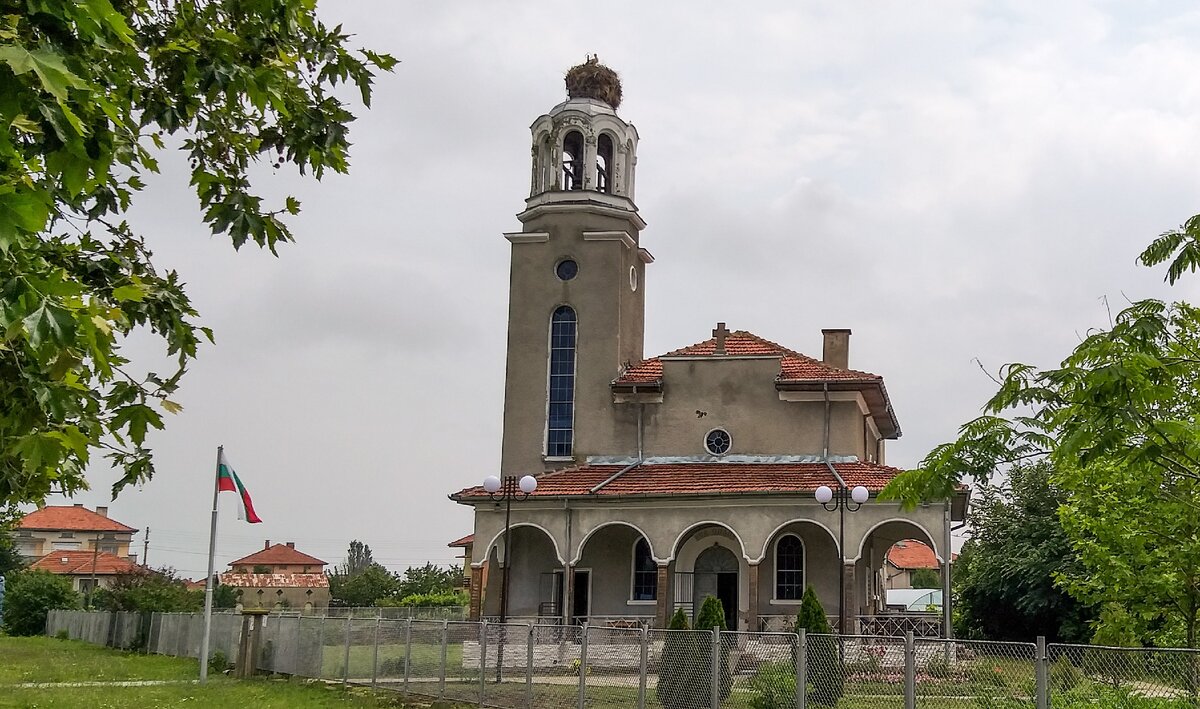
[712,322,730,355]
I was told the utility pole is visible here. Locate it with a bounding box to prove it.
[142,527,150,566]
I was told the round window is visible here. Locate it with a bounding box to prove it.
[629,266,638,291]
[704,428,732,456]
[556,259,578,281]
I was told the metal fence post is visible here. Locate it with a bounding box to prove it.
[526,623,535,709]
[1036,636,1048,709]
[904,631,916,709]
[402,619,412,696]
[711,628,721,709]
[439,619,448,700]
[796,629,806,709]
[479,619,489,707]
[577,623,588,709]
[342,616,352,686]
[370,617,381,688]
[638,624,648,709]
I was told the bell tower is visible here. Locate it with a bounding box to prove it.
[500,58,651,475]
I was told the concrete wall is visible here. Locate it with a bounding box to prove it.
[755,522,841,618]
[575,524,654,619]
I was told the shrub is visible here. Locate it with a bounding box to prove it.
[208,650,230,674]
[1050,656,1081,692]
[694,596,733,703]
[657,608,703,709]
[379,657,405,676]
[55,629,69,640]
[794,585,843,707]
[748,661,796,709]
[2,570,79,636]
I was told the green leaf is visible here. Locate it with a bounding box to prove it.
[0,45,87,101]
[22,300,76,348]
[111,283,147,302]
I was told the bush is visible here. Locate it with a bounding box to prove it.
[55,629,69,640]
[657,608,703,709]
[208,650,230,674]
[377,591,468,607]
[695,596,733,703]
[1050,656,1082,692]
[2,570,79,636]
[794,585,843,707]
[748,661,796,709]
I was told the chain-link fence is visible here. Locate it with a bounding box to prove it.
[49,610,1200,706]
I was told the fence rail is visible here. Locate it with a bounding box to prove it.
[46,610,1200,707]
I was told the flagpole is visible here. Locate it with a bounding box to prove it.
[199,445,222,684]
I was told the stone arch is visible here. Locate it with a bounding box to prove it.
[571,520,657,564]
[755,518,839,563]
[479,522,565,566]
[668,520,749,562]
[852,518,941,563]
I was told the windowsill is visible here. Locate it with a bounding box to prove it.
[769,599,804,606]
[543,456,574,462]
[626,600,657,606]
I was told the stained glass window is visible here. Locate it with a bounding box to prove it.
[547,306,577,457]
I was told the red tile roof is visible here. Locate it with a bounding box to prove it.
[29,550,139,576]
[613,330,881,386]
[451,460,904,500]
[229,544,327,568]
[448,534,474,548]
[220,572,330,589]
[886,540,956,569]
[18,506,136,533]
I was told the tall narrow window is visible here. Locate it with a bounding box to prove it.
[562,131,584,190]
[775,535,804,600]
[547,306,577,457]
[596,133,614,193]
[632,538,657,600]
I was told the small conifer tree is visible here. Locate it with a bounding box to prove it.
[657,608,700,709]
[794,585,843,707]
[695,595,734,702]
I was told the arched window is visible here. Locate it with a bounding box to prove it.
[547,306,577,457]
[562,131,584,190]
[596,133,614,193]
[632,538,657,601]
[775,535,804,600]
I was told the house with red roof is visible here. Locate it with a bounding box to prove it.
[221,541,330,611]
[14,504,138,564]
[448,534,474,589]
[28,549,140,593]
[449,60,967,634]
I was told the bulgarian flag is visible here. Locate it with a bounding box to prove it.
[216,449,262,524]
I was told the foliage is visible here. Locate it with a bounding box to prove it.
[396,562,463,598]
[748,661,795,709]
[694,595,733,702]
[0,0,394,507]
[336,540,374,577]
[952,461,1093,642]
[881,234,1200,648]
[2,569,78,635]
[328,563,396,607]
[794,585,842,707]
[909,567,941,589]
[0,504,25,578]
[252,565,272,574]
[657,608,702,709]
[207,649,229,674]
[377,591,467,607]
[91,566,200,613]
[212,583,238,609]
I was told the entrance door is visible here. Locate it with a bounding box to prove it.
[573,570,590,621]
[694,545,739,629]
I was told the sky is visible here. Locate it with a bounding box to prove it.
[44,1,1200,579]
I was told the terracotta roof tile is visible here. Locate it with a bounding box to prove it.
[613,330,881,386]
[886,540,955,569]
[448,534,474,548]
[18,506,136,533]
[29,550,139,575]
[220,572,330,589]
[452,460,904,500]
[229,544,327,567]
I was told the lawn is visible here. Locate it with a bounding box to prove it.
[0,636,199,684]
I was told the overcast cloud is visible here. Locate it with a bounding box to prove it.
[47,1,1200,578]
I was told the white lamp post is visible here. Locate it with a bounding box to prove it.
[484,474,538,624]
[815,482,870,634]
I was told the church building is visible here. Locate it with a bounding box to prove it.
[451,60,966,633]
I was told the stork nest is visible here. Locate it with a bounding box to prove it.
[565,56,622,109]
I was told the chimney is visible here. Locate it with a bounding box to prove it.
[286,542,295,549]
[821,329,851,369]
[95,506,108,517]
[265,539,271,549]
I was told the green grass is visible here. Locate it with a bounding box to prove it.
[0,636,199,684]
[0,678,456,708]
[320,642,464,679]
